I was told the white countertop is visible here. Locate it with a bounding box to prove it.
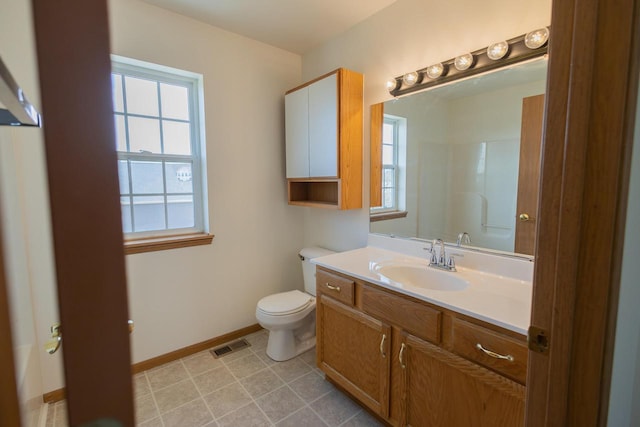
[312,246,532,335]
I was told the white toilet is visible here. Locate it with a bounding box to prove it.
[256,247,335,361]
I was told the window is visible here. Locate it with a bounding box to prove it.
[380,117,399,210]
[111,57,210,251]
[371,114,408,221]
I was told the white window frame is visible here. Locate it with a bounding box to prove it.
[371,114,406,213]
[111,55,208,240]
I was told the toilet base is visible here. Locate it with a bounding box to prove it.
[266,330,316,362]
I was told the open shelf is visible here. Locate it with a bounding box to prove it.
[288,179,340,208]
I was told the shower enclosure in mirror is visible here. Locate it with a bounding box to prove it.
[370,58,548,256]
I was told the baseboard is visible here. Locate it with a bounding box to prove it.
[42,323,262,403]
[43,389,65,404]
[131,323,262,374]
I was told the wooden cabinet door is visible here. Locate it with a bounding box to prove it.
[317,295,391,418]
[515,94,544,255]
[308,73,338,177]
[285,87,310,178]
[400,334,525,427]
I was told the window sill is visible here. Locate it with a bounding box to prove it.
[124,232,214,255]
[370,211,408,222]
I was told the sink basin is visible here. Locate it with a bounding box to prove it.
[372,262,469,291]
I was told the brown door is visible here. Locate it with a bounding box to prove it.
[0,0,133,425]
[515,94,544,255]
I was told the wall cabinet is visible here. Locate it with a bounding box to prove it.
[316,266,527,427]
[285,68,363,209]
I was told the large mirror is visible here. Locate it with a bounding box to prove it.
[370,58,548,256]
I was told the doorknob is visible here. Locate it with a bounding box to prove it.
[519,213,535,222]
[45,320,132,355]
[45,323,62,355]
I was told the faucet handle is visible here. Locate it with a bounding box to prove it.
[447,253,464,270]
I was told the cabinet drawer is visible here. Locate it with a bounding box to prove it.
[451,318,528,384]
[316,269,355,306]
[362,285,441,344]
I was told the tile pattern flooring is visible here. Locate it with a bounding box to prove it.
[45,329,385,426]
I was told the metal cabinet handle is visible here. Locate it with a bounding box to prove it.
[45,323,62,355]
[128,319,134,334]
[380,334,387,358]
[399,343,407,369]
[325,283,341,292]
[476,343,514,362]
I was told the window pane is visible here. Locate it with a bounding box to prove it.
[383,189,394,209]
[383,145,394,165]
[162,121,191,155]
[165,162,193,193]
[167,195,194,229]
[125,76,159,116]
[383,123,394,143]
[128,117,161,153]
[131,161,164,194]
[384,168,395,188]
[118,160,130,194]
[160,83,190,120]
[112,74,124,113]
[114,115,127,152]
[121,197,132,233]
[133,196,165,232]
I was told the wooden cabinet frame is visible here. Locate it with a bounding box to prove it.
[316,266,528,426]
[286,68,363,209]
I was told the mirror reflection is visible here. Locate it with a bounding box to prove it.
[370,58,548,256]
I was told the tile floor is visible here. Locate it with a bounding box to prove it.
[45,329,385,426]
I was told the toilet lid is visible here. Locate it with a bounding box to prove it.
[257,290,312,316]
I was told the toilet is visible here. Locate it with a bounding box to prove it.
[256,247,335,361]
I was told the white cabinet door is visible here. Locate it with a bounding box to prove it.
[309,74,338,177]
[285,87,310,178]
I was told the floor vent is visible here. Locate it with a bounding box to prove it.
[210,339,251,359]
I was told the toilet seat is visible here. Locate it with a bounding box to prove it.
[257,290,312,316]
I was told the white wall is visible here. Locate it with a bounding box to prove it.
[108,0,305,365]
[301,0,552,251]
[0,0,62,409]
[606,74,640,427]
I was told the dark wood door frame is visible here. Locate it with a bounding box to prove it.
[32,0,134,425]
[0,212,21,427]
[526,0,640,425]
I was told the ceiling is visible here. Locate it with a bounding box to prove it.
[141,0,399,54]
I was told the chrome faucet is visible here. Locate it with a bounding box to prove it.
[456,232,471,246]
[429,239,458,272]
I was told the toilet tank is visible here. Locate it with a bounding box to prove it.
[299,247,336,296]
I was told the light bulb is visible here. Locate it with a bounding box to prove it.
[426,63,445,79]
[525,27,550,49]
[487,41,509,60]
[386,78,400,92]
[454,53,474,71]
[402,71,420,86]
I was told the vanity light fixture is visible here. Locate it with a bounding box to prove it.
[386,28,550,97]
[402,71,421,86]
[426,63,446,79]
[524,27,550,49]
[454,53,474,71]
[487,41,509,60]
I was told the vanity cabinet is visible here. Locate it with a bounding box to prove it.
[316,269,391,417]
[316,266,527,427]
[285,68,363,209]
